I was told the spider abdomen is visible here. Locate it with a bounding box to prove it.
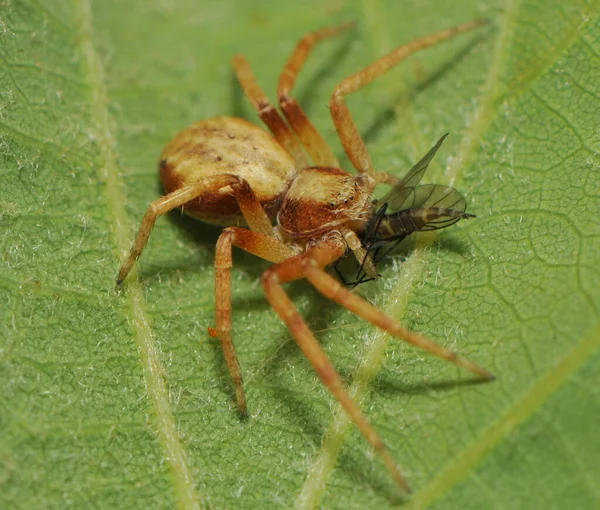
[159,116,296,225]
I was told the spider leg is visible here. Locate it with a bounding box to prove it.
[330,19,487,176]
[304,260,495,380]
[372,171,401,187]
[277,22,353,167]
[232,55,308,168]
[116,174,274,285]
[261,235,411,491]
[215,227,296,416]
[343,230,378,281]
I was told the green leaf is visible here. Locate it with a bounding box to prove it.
[1,1,599,509]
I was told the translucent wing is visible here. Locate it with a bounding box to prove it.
[375,133,449,211]
[402,184,469,231]
[342,134,475,287]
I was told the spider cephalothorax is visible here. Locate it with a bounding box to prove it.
[117,19,493,492]
[278,167,373,240]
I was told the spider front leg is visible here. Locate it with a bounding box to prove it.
[215,227,296,416]
[329,19,487,177]
[304,260,495,380]
[261,235,411,491]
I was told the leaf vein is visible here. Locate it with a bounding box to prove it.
[74,1,201,509]
[408,321,600,509]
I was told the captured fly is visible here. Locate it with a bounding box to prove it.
[338,134,475,287]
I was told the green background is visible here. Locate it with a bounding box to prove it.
[1,0,599,508]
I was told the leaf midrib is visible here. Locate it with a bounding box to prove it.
[75,1,201,509]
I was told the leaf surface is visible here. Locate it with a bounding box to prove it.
[1,1,599,509]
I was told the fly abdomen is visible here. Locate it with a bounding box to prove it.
[380,207,475,241]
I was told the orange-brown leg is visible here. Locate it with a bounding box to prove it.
[261,235,411,491]
[215,227,296,416]
[229,177,273,236]
[330,19,487,176]
[304,258,494,380]
[277,22,353,167]
[232,55,308,168]
[343,229,378,280]
[117,174,273,285]
[372,171,401,187]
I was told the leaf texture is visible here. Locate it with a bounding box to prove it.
[1,1,599,509]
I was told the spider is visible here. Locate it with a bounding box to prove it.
[117,19,494,492]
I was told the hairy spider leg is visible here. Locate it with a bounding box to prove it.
[304,256,495,380]
[261,229,493,490]
[330,19,487,180]
[343,229,378,280]
[260,234,411,491]
[232,55,308,168]
[215,227,296,416]
[116,174,273,285]
[277,22,353,167]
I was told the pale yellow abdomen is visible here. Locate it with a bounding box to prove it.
[160,116,296,225]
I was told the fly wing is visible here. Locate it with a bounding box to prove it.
[375,133,449,211]
[412,184,467,210]
[349,134,474,288]
[409,184,470,231]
